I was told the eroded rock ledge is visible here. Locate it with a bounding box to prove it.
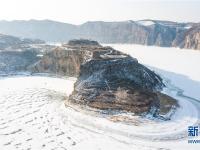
[32,39,177,115]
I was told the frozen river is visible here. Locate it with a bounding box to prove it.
[0,45,200,150]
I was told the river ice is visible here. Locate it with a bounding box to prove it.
[0,45,200,150]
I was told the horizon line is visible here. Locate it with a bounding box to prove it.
[0,18,199,25]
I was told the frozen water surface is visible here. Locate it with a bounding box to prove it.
[1,44,200,149]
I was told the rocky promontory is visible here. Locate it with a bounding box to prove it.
[0,35,177,115]
[32,39,177,115]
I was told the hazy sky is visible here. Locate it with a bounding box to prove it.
[0,0,199,24]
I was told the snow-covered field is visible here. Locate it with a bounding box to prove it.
[0,45,200,150]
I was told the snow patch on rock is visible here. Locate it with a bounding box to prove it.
[137,20,155,26]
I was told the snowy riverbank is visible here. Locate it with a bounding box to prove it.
[0,75,199,150]
[0,44,200,149]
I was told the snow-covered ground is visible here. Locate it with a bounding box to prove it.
[0,75,199,150]
[0,45,200,150]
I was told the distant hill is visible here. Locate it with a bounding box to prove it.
[0,33,45,50]
[0,19,199,50]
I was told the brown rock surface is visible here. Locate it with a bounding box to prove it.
[31,39,178,115]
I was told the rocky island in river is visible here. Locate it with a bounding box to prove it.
[31,39,178,117]
[0,34,178,118]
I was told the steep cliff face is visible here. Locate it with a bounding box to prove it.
[181,26,200,50]
[77,21,178,47]
[31,39,119,76]
[147,24,177,47]
[31,47,88,76]
[0,20,199,50]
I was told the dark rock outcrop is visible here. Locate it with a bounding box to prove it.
[67,39,100,47]
[0,35,176,115]
[68,57,164,113]
[0,34,45,50]
[32,39,173,114]
[67,41,165,114]
[0,50,40,74]
[0,34,54,74]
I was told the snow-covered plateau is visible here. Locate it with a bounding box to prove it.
[0,45,200,150]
